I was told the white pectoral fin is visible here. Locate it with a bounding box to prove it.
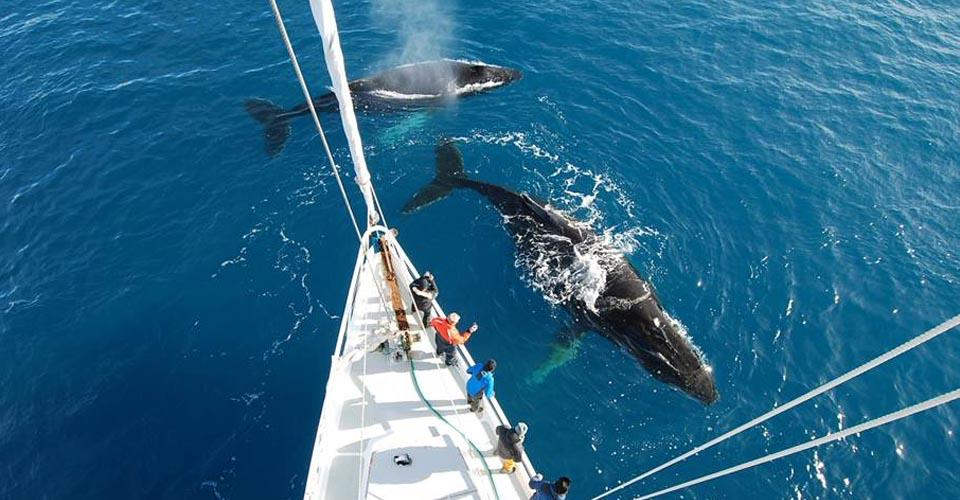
[527,324,587,385]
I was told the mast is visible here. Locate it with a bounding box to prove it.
[308,0,380,226]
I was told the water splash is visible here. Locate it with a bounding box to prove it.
[456,130,640,219]
[513,217,655,314]
[454,129,664,318]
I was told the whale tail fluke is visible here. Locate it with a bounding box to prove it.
[402,139,467,214]
[245,98,291,157]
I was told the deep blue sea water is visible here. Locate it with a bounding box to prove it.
[2,0,959,498]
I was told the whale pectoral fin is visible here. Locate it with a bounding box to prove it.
[402,139,468,214]
[528,324,588,385]
[556,321,590,344]
[378,112,431,149]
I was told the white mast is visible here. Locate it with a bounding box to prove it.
[308,0,380,225]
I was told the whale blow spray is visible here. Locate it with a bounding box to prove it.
[372,0,457,95]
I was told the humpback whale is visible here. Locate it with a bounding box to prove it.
[245,59,522,156]
[403,141,719,405]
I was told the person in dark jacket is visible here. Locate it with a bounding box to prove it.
[529,474,570,500]
[495,422,527,473]
[409,271,438,321]
[465,359,496,413]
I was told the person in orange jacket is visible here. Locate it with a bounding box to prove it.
[430,312,478,366]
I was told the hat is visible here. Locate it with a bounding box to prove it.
[423,271,433,279]
[448,312,460,324]
[516,422,528,439]
[484,359,497,372]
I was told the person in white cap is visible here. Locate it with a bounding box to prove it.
[495,421,527,473]
[429,312,478,366]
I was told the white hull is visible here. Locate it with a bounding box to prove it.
[304,228,537,499]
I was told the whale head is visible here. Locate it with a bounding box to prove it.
[685,363,719,405]
[598,281,719,405]
[633,303,718,405]
[454,61,523,91]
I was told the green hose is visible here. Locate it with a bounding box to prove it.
[407,357,502,500]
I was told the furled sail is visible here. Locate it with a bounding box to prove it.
[309,0,379,224]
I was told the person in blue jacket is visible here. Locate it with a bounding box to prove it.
[529,474,570,500]
[465,359,496,413]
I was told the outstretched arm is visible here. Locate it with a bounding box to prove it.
[529,473,546,490]
[448,328,471,344]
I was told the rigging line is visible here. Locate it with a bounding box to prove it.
[356,237,397,493]
[358,257,368,495]
[591,313,960,500]
[370,187,389,235]
[633,387,960,500]
[409,291,472,455]
[396,235,508,478]
[365,234,500,498]
[376,237,456,426]
[346,230,406,490]
[391,239,536,479]
[267,0,362,241]
[408,357,502,500]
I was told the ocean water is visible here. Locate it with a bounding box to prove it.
[2,0,959,498]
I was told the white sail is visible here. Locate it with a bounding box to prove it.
[309,0,379,224]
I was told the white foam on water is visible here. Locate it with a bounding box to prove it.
[812,450,828,489]
[454,130,644,224]
[555,245,608,313]
[455,131,561,162]
[510,209,654,315]
[449,129,664,315]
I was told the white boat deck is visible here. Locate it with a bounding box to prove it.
[304,230,536,500]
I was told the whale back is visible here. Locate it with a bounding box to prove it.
[353,60,522,98]
[518,194,589,244]
[356,61,458,95]
[597,262,718,403]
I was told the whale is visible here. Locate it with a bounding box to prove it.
[245,59,522,156]
[403,140,719,405]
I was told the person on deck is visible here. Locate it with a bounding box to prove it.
[430,313,478,366]
[495,422,527,473]
[466,359,496,414]
[409,271,438,321]
[529,474,570,500]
